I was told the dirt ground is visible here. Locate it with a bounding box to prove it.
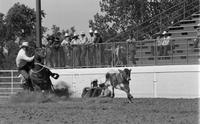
[0,94,199,124]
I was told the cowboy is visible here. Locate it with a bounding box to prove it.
[88,29,95,66]
[71,33,81,66]
[94,30,104,65]
[61,33,71,67]
[16,42,35,90]
[126,34,136,65]
[79,31,88,66]
[162,31,171,56]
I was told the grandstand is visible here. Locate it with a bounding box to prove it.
[134,11,200,66]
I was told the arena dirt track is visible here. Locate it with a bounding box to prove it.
[0,97,199,124]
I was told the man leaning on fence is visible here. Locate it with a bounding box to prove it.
[79,31,88,66]
[94,30,104,66]
[88,29,95,66]
[126,34,136,65]
[61,33,71,67]
[16,42,35,90]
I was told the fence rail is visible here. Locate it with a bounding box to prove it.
[0,70,22,99]
[44,37,199,68]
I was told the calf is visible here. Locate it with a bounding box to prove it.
[105,68,133,102]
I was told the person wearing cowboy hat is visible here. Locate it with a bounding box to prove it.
[71,33,81,66]
[16,41,35,90]
[61,33,71,67]
[87,29,95,66]
[93,30,104,65]
[162,31,171,57]
[79,31,88,66]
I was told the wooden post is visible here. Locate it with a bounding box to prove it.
[36,0,42,48]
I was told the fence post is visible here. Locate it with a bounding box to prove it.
[11,70,14,94]
[153,72,157,98]
[126,42,129,67]
[183,1,186,19]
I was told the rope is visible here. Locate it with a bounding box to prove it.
[30,63,45,74]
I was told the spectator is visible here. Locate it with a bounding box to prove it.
[94,30,103,43]
[61,33,71,67]
[46,35,54,67]
[194,23,200,48]
[156,34,163,56]
[114,44,127,66]
[162,31,171,56]
[42,35,48,48]
[71,33,81,67]
[94,30,104,66]
[51,36,61,67]
[126,34,136,65]
[79,31,88,66]
[87,29,95,66]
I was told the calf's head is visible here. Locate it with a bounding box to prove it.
[118,68,132,82]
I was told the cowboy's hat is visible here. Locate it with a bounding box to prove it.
[80,31,85,35]
[89,29,93,33]
[65,33,70,37]
[94,30,98,34]
[162,31,167,35]
[20,42,29,48]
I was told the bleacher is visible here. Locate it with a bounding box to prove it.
[134,12,200,66]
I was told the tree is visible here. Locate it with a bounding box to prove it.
[5,2,46,39]
[0,13,6,41]
[0,2,46,69]
[90,0,194,42]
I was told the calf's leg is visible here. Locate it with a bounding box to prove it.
[111,86,115,98]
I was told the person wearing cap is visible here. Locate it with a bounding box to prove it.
[61,33,71,67]
[79,31,88,66]
[16,41,35,90]
[194,23,200,48]
[93,30,104,65]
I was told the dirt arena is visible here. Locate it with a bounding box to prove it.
[0,92,199,124]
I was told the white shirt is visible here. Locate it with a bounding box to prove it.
[61,39,70,46]
[16,48,34,68]
[162,36,171,46]
[71,39,81,45]
[80,36,88,44]
[88,35,95,44]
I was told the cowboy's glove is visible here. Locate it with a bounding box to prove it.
[53,73,59,79]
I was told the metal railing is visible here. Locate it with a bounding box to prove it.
[44,37,199,68]
[0,70,21,98]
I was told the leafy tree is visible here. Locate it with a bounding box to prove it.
[90,0,197,42]
[51,24,60,35]
[0,13,6,41]
[5,2,46,40]
[0,2,46,69]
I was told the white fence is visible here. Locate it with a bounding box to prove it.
[0,65,199,98]
[51,65,200,98]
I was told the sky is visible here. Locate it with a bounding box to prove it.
[0,0,101,34]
